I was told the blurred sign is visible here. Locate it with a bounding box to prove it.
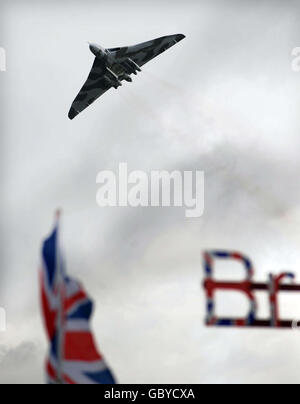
[203,251,300,328]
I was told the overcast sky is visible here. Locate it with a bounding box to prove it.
[1,0,300,384]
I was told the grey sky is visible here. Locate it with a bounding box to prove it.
[0,0,300,383]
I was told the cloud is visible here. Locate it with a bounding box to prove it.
[0,341,43,384]
[0,341,38,368]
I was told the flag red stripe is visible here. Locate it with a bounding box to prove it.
[64,290,87,312]
[64,332,102,361]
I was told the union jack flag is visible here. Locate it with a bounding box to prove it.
[40,216,116,384]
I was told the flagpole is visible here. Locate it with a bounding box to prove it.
[55,209,64,384]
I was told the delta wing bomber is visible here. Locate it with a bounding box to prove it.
[68,34,185,120]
